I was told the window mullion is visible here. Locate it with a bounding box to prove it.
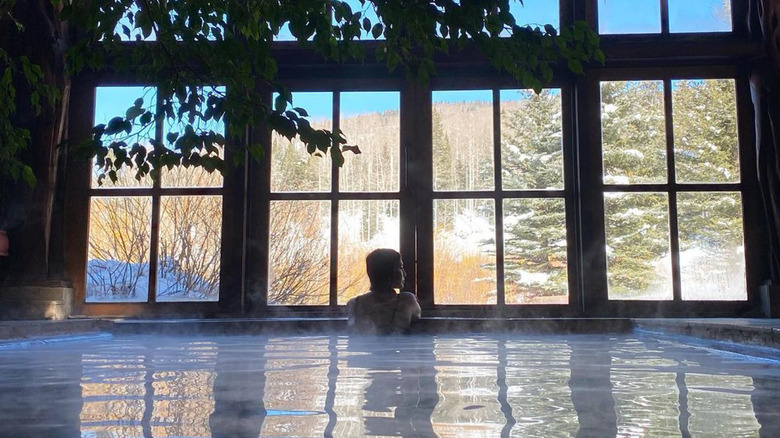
[148,90,165,304]
[330,91,340,307]
[493,89,506,308]
[413,81,435,308]
[664,78,682,302]
[660,0,670,34]
[400,84,417,295]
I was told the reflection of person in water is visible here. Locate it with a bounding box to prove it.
[346,248,421,334]
[345,336,439,438]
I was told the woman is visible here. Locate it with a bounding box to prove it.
[346,248,421,334]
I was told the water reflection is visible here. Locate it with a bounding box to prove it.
[209,337,266,437]
[0,333,779,437]
[339,336,438,437]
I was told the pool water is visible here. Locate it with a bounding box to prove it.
[0,333,779,437]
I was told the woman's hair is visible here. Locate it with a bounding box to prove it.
[366,248,401,290]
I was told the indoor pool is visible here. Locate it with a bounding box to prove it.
[0,333,779,437]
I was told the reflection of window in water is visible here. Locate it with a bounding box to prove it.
[260,338,331,436]
[431,338,504,435]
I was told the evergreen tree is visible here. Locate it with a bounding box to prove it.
[500,91,568,301]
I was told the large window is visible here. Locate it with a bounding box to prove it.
[600,78,745,302]
[268,91,401,306]
[86,86,224,303]
[431,88,570,306]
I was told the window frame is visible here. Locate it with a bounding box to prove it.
[594,0,741,37]
[246,78,414,315]
[579,65,763,317]
[63,0,766,318]
[67,78,242,317]
[417,80,582,317]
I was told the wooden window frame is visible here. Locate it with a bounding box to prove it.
[579,66,764,317]
[66,78,243,317]
[63,0,766,317]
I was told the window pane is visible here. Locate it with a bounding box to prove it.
[338,200,400,304]
[432,90,494,191]
[605,193,673,301]
[504,198,568,305]
[271,92,332,192]
[508,0,559,28]
[157,196,222,302]
[87,197,152,302]
[162,87,225,188]
[598,0,661,34]
[500,89,563,190]
[340,92,400,192]
[677,192,745,301]
[434,199,496,304]
[601,81,667,185]
[669,0,732,33]
[673,79,739,183]
[93,86,156,188]
[274,23,295,41]
[269,200,331,305]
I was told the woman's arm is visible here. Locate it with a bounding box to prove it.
[400,291,421,321]
[346,297,357,327]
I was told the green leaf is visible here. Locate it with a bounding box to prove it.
[595,49,606,64]
[371,23,383,39]
[21,165,36,187]
[274,94,288,112]
[125,106,144,120]
[567,59,584,75]
[331,144,344,167]
[249,143,264,161]
[106,117,125,135]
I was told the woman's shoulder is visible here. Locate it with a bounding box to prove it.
[397,291,419,303]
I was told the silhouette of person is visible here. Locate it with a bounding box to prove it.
[346,248,421,334]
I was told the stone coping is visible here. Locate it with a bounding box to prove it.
[633,318,780,350]
[0,319,110,341]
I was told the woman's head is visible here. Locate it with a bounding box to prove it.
[366,248,405,291]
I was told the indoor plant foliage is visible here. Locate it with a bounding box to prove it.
[4,0,603,184]
[0,0,601,283]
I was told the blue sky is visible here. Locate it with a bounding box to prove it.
[599,0,730,34]
[100,1,732,125]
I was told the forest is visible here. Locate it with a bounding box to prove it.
[86,79,744,305]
